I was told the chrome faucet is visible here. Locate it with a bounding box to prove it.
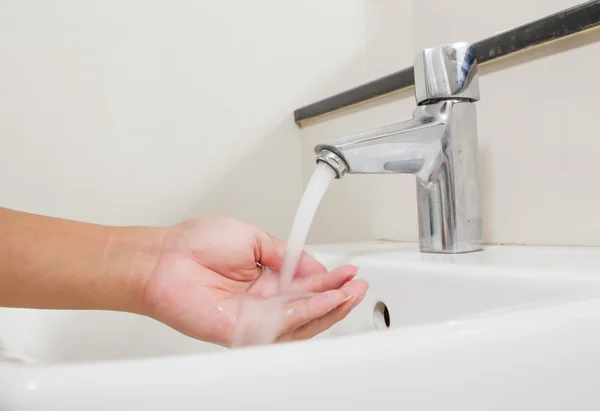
[315,42,482,254]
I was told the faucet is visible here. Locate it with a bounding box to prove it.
[315,42,482,254]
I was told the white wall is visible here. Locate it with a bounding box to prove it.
[0,0,365,240]
[302,0,600,247]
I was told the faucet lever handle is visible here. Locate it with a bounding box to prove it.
[414,42,480,105]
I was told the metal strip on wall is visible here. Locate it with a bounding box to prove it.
[294,1,600,126]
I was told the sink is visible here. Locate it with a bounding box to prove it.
[3,242,600,410]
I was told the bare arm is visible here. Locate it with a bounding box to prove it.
[0,207,160,313]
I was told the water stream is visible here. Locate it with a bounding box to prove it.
[231,162,337,347]
[277,163,337,293]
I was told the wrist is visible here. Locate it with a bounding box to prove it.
[104,225,168,315]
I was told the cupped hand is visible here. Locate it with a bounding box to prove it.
[140,217,368,347]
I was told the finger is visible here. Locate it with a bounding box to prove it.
[279,279,369,342]
[256,231,327,277]
[279,289,350,336]
[253,265,356,298]
[288,265,357,294]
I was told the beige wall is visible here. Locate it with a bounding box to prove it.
[0,0,365,240]
[302,0,600,247]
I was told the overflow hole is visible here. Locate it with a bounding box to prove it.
[373,301,390,329]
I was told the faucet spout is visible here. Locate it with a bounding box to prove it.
[315,104,448,183]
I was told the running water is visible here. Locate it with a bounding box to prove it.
[231,162,337,347]
[277,163,337,293]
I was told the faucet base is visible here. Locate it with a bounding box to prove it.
[414,101,482,255]
[419,243,483,254]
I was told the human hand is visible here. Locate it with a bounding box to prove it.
[139,217,368,347]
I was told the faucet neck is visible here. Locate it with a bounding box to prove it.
[315,100,465,181]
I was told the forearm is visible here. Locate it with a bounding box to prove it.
[0,207,164,314]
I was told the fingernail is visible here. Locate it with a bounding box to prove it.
[341,283,353,300]
[343,294,353,303]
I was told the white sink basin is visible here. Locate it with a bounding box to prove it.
[3,242,600,410]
